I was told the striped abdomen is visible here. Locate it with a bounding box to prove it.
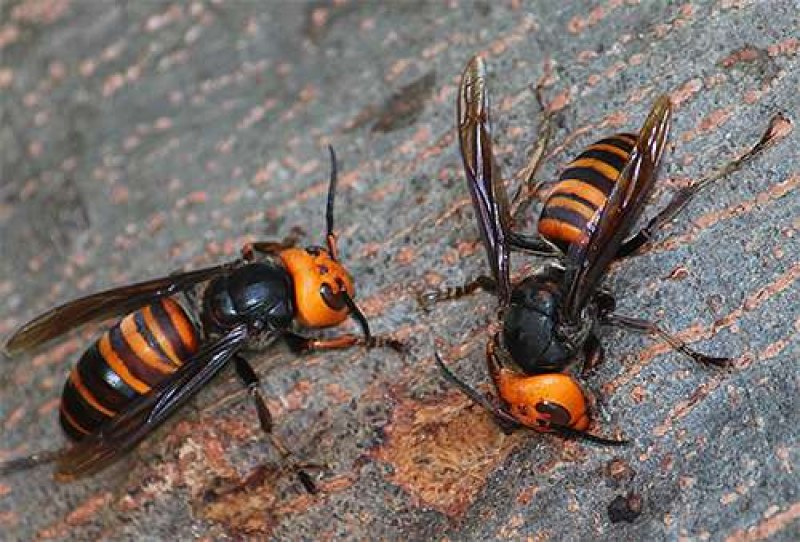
[60,298,200,440]
[538,133,637,251]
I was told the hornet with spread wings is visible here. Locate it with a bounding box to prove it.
[2,148,403,492]
[427,55,784,444]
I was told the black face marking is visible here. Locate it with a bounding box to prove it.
[317,264,329,275]
[536,401,572,426]
[306,246,323,256]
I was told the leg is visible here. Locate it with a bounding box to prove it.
[168,268,202,310]
[602,313,730,367]
[0,449,61,476]
[241,227,305,261]
[233,356,319,493]
[284,332,405,354]
[595,289,616,315]
[510,83,556,221]
[582,334,605,375]
[417,275,497,309]
[507,231,562,257]
[617,112,789,258]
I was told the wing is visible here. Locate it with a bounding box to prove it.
[458,55,513,304]
[55,325,249,480]
[562,95,672,321]
[4,263,235,355]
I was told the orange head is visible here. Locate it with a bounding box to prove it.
[277,146,371,340]
[495,369,590,432]
[279,246,355,328]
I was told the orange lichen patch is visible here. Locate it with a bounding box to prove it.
[758,316,800,363]
[318,473,358,493]
[37,397,60,416]
[0,511,18,528]
[196,466,283,536]
[324,383,352,405]
[548,89,571,113]
[394,246,416,266]
[194,454,330,536]
[39,491,117,535]
[720,45,764,68]
[3,406,25,429]
[546,110,629,161]
[670,78,703,107]
[475,14,538,61]
[681,107,734,142]
[455,240,481,258]
[279,84,318,123]
[767,37,800,57]
[0,68,12,89]
[193,462,323,537]
[263,379,314,419]
[567,4,609,35]
[144,4,183,32]
[65,492,113,526]
[118,414,320,535]
[370,390,516,516]
[516,485,540,506]
[10,0,70,24]
[724,501,800,542]
[31,339,81,367]
[397,125,433,155]
[386,58,413,83]
[173,436,237,496]
[0,24,20,49]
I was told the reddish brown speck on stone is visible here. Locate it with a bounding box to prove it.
[65,493,113,526]
[666,265,691,281]
[606,458,636,483]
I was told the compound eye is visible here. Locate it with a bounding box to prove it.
[320,282,347,310]
[279,247,355,328]
[535,401,573,427]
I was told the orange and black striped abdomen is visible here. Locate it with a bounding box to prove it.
[538,133,637,251]
[60,298,200,440]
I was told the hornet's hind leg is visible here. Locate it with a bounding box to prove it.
[617,113,789,257]
[510,79,558,222]
[601,314,730,367]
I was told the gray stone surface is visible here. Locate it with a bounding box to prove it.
[0,1,797,540]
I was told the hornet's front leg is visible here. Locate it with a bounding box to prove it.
[284,332,406,354]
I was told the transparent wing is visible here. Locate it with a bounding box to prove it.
[458,55,515,304]
[5,264,234,355]
[562,96,672,321]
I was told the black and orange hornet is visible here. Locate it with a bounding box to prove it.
[1,147,403,492]
[427,55,786,444]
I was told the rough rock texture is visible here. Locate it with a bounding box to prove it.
[0,1,798,540]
